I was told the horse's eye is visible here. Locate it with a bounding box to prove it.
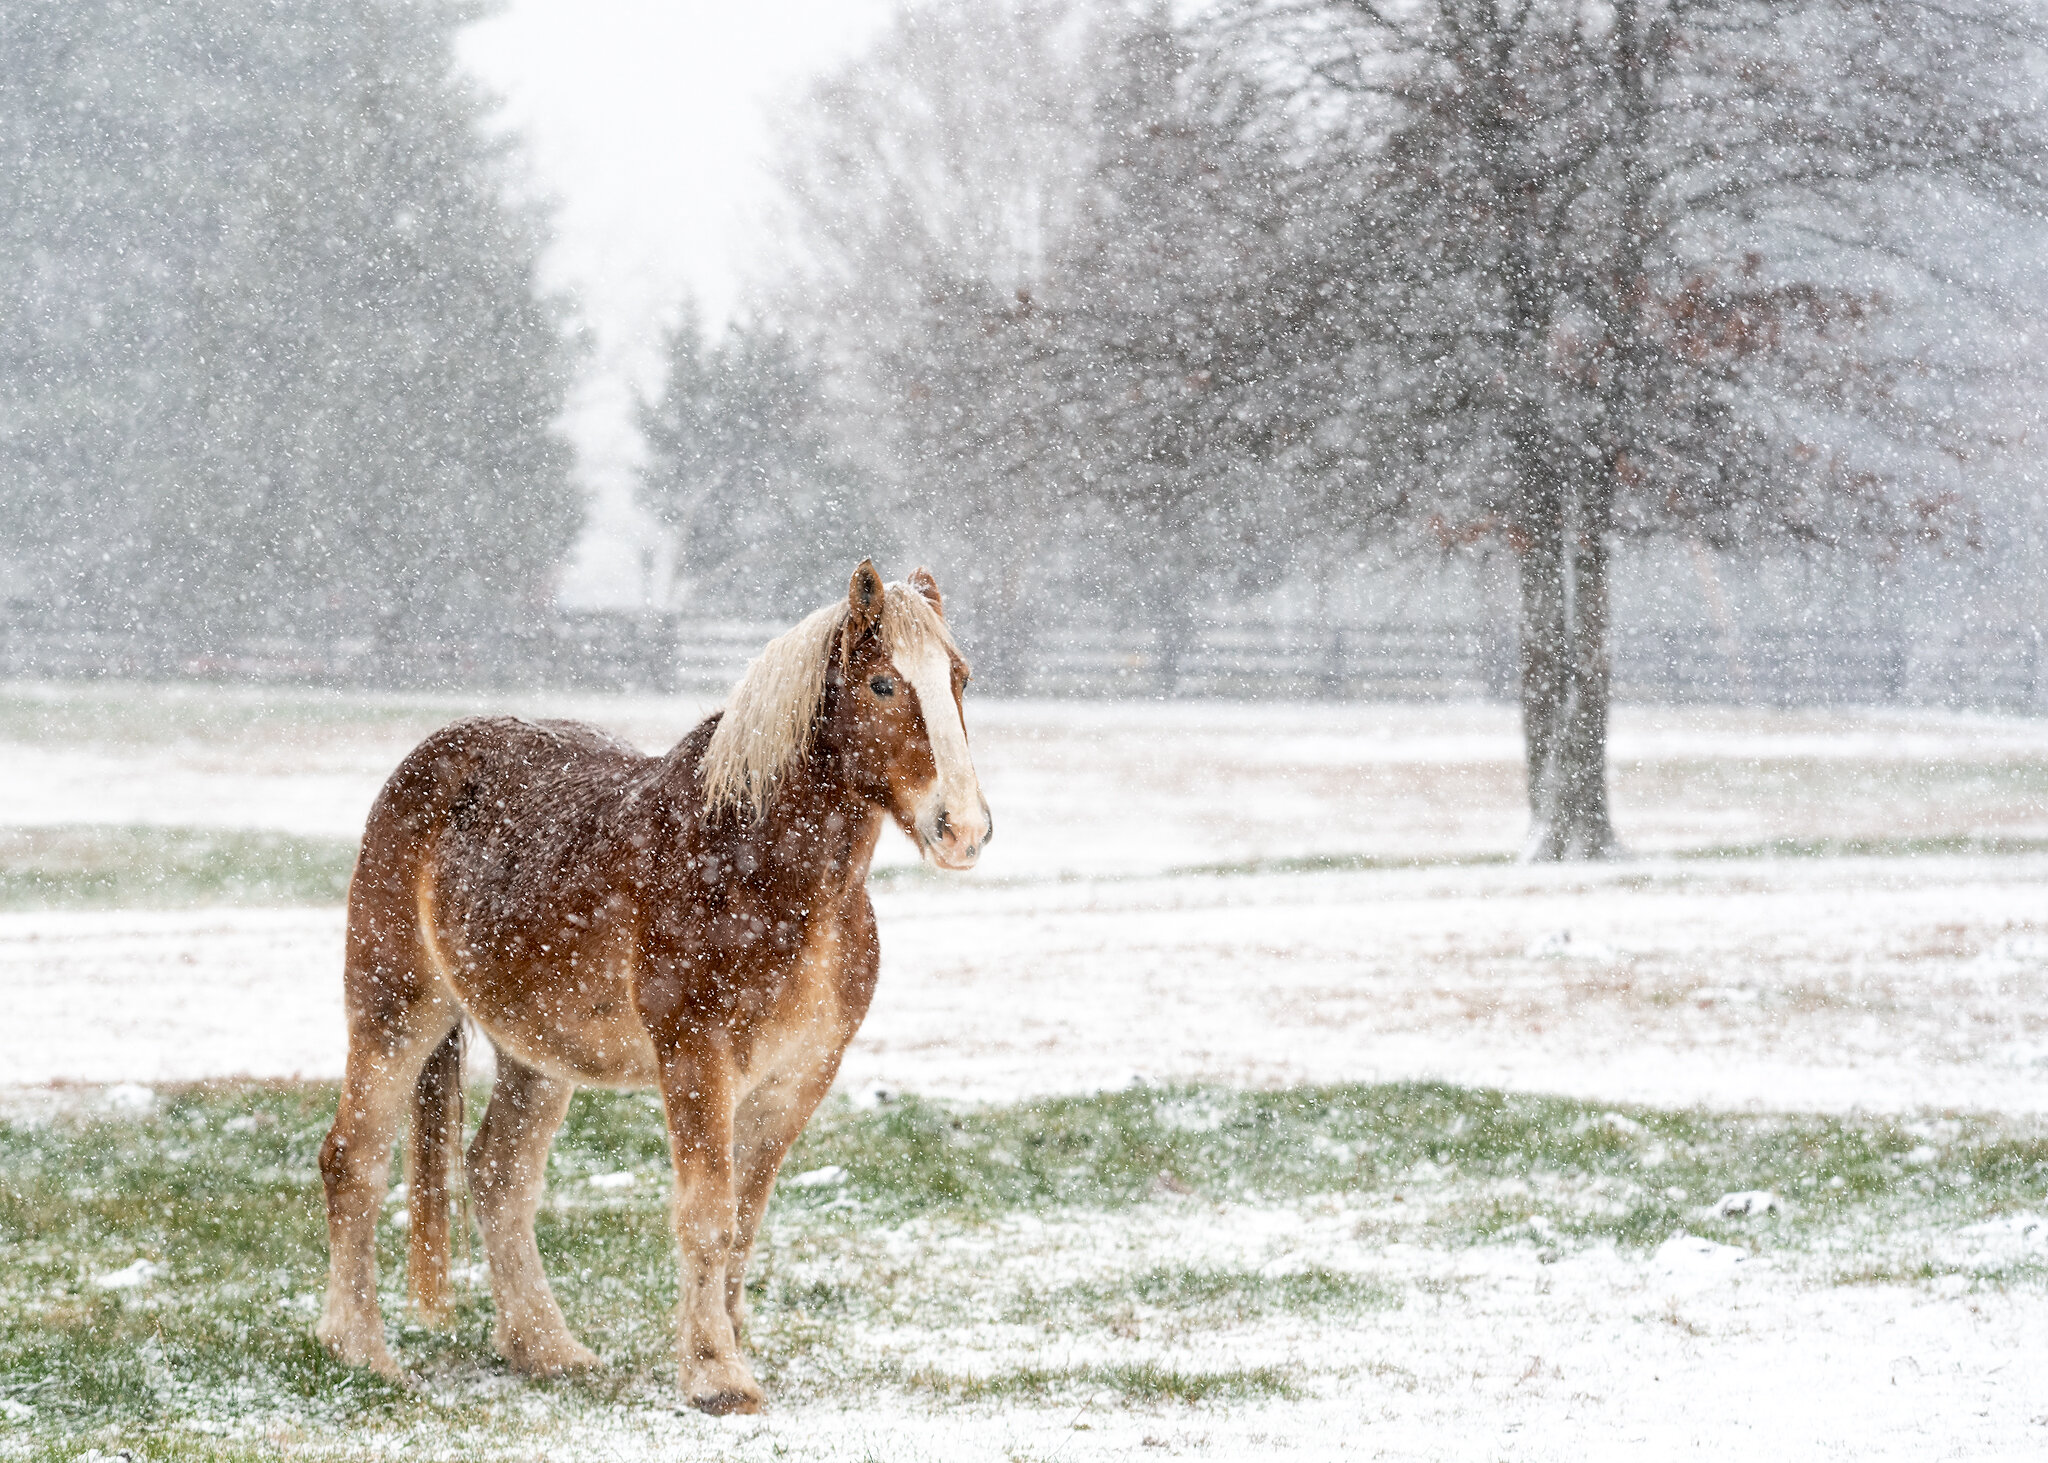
[869,676,895,697]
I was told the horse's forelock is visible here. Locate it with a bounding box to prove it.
[700,583,962,818]
[877,579,963,676]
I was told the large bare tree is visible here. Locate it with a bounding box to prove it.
[1231,0,2045,857]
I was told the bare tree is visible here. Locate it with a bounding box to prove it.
[1230,0,2047,858]
[764,0,1366,685]
[762,0,1099,682]
[1062,4,1358,687]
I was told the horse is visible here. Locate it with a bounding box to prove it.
[314,561,990,1414]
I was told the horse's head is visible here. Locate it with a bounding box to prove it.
[699,560,992,867]
[834,560,991,870]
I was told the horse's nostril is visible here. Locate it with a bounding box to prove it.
[934,810,952,840]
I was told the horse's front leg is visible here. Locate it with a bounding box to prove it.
[727,1064,839,1340]
[652,1028,762,1415]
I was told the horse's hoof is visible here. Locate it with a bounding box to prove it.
[315,1322,404,1382]
[521,1352,598,1378]
[501,1336,599,1376]
[331,1347,406,1384]
[689,1387,763,1416]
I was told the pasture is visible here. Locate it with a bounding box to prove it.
[2,681,2046,1459]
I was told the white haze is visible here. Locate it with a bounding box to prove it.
[457,0,896,608]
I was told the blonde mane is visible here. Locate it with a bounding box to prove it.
[699,583,961,818]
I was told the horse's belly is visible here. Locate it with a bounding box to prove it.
[466,969,661,1090]
[420,902,659,1088]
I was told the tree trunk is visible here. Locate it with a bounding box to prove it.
[1154,596,1193,696]
[1509,0,1637,862]
[1557,521,1618,859]
[1518,491,1619,862]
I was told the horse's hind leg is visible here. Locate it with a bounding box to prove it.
[317,841,461,1380]
[316,990,457,1379]
[465,1049,596,1375]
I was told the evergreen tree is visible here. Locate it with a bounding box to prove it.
[637,311,890,619]
[0,0,578,651]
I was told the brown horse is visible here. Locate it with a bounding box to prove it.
[315,561,989,1413]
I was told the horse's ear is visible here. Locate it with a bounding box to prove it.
[848,559,884,624]
[845,559,885,654]
[908,566,944,618]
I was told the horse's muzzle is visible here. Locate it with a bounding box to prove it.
[922,798,991,870]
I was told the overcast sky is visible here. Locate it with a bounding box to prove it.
[459,0,898,607]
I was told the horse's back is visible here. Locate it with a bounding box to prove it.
[364,714,679,836]
[353,714,697,932]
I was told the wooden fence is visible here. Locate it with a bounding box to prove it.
[1,609,2040,710]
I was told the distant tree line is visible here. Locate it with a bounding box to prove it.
[639,0,2046,857]
[0,0,578,649]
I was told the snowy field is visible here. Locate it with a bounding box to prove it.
[11,856,2048,1116]
[2,681,2046,1460]
[5,681,2048,868]
[4,681,2046,1106]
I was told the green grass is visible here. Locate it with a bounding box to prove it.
[1672,833,2048,863]
[1155,834,2048,882]
[898,1360,1299,1403]
[777,1084,2048,1247]
[0,683,468,751]
[5,822,2040,912]
[1014,1264,1400,1327]
[1,1081,2042,1457]
[0,826,357,910]
[8,824,2044,911]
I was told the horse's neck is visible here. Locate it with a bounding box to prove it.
[748,770,884,898]
[659,724,883,900]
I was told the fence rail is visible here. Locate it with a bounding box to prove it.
[1003,619,2043,709]
[0,610,2040,710]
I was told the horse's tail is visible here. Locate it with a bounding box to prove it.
[406,1024,464,1321]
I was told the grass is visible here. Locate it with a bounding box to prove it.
[4,817,2045,914]
[1,1080,2043,1458]
[1157,834,2048,882]
[898,1360,1299,1403]
[0,827,356,911]
[0,683,470,752]
[1672,833,2048,863]
[777,1084,2048,1247]
[1022,1264,1400,1322]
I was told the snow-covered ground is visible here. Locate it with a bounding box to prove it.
[4,684,2047,871]
[9,856,2048,1114]
[441,1205,2048,1463]
[3,685,2044,1108]
[5,685,2046,1460]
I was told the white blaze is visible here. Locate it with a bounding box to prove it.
[898,636,985,863]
